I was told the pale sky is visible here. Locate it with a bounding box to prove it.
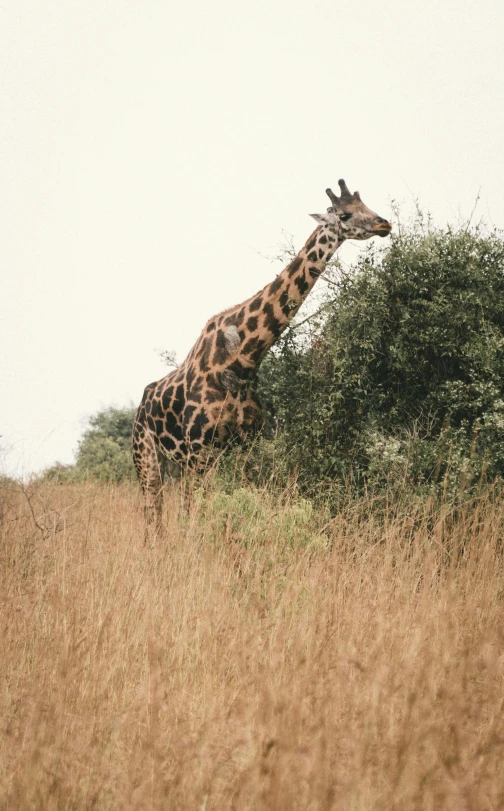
[2,0,504,477]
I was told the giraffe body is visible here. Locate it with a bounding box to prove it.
[133,180,391,531]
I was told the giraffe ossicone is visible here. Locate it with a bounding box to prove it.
[133,180,391,534]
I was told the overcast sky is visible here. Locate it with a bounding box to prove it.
[2,0,504,477]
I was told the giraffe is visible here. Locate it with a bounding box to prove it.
[133,179,391,532]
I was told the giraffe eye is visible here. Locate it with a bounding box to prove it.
[339,213,352,222]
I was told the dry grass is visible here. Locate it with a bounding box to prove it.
[1,478,504,810]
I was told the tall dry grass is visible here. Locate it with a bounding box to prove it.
[1,478,503,810]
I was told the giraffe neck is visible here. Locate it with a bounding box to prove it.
[232,223,344,367]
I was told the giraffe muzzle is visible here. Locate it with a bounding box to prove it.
[373,220,392,237]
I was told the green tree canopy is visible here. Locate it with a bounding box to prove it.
[75,406,137,482]
[257,218,504,493]
[44,406,137,483]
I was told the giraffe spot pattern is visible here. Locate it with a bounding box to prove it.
[132,219,351,510]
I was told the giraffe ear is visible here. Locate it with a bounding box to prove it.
[309,213,327,224]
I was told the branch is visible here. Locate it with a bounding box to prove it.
[21,486,46,532]
[464,188,481,232]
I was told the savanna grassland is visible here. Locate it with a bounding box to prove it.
[1,478,504,810]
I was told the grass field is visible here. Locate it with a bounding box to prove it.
[1,478,503,809]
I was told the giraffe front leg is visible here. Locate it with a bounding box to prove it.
[240,391,264,437]
[165,457,194,516]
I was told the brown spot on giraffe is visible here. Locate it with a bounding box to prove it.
[133,180,391,534]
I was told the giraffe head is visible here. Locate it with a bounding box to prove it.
[310,179,392,240]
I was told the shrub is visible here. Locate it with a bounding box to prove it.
[257,217,504,494]
[74,406,137,482]
[43,406,137,483]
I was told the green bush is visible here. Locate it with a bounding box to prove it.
[194,485,320,549]
[256,217,504,494]
[75,406,137,482]
[44,406,137,483]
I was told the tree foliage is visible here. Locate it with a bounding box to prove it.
[256,217,504,493]
[44,406,137,483]
[75,406,137,482]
